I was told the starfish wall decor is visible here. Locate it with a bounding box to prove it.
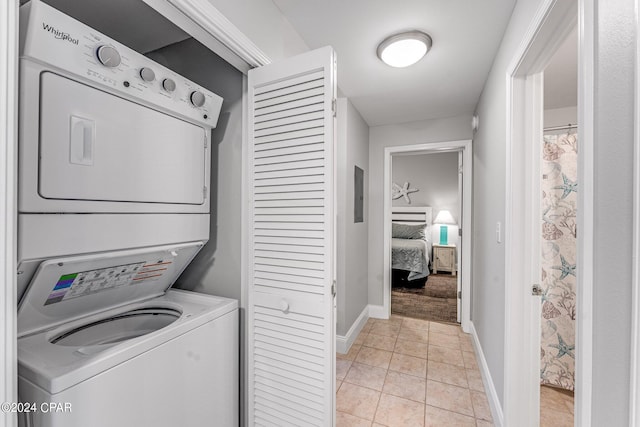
[392,182,419,204]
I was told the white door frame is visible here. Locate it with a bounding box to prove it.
[504,0,589,425]
[383,140,472,332]
[631,1,640,423]
[1,1,19,426]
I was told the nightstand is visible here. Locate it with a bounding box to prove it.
[433,244,456,275]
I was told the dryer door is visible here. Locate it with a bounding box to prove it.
[38,72,207,205]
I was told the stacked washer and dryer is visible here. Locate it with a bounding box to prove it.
[16,1,239,426]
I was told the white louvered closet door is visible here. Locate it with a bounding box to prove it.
[247,46,337,426]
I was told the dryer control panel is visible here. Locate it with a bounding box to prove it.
[19,0,223,128]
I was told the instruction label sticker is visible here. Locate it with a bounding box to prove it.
[44,260,173,306]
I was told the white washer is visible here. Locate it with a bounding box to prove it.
[17,243,239,427]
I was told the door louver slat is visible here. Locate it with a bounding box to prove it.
[254,96,324,118]
[254,70,324,95]
[254,110,324,131]
[254,270,324,287]
[255,134,324,151]
[255,104,324,124]
[255,242,324,253]
[255,127,324,144]
[254,228,324,238]
[254,143,325,159]
[255,363,323,390]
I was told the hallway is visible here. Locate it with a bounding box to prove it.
[336,316,493,426]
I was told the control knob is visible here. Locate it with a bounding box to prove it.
[162,78,176,92]
[190,91,206,108]
[96,45,121,68]
[139,67,155,82]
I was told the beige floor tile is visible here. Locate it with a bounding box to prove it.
[353,331,368,346]
[338,344,362,361]
[427,361,469,388]
[429,322,461,336]
[344,362,388,391]
[459,334,474,352]
[337,380,343,394]
[394,339,429,359]
[389,352,428,377]
[402,317,430,331]
[466,369,485,392]
[388,315,406,324]
[428,345,464,367]
[362,323,374,334]
[540,407,573,427]
[374,393,425,427]
[398,327,429,343]
[429,332,461,350]
[382,370,427,403]
[425,404,476,427]
[355,346,393,369]
[540,385,574,415]
[337,382,381,421]
[363,333,397,352]
[564,399,575,414]
[370,322,401,338]
[462,351,479,370]
[475,420,495,427]
[337,359,353,380]
[470,390,493,422]
[336,411,372,427]
[426,380,474,417]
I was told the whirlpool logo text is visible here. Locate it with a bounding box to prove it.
[42,22,79,45]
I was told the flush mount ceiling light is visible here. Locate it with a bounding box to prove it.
[377,30,433,68]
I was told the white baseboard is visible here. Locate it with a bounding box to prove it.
[469,321,504,427]
[336,305,369,354]
[367,304,387,319]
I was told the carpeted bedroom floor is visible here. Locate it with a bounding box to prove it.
[391,274,458,323]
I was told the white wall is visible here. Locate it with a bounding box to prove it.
[392,152,459,247]
[368,115,472,306]
[147,39,244,300]
[588,0,636,422]
[544,106,577,128]
[336,98,370,336]
[473,0,637,421]
[471,0,548,407]
[206,0,309,62]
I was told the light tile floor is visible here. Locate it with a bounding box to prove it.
[540,385,573,427]
[336,316,494,427]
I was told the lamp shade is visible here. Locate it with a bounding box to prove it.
[434,210,456,225]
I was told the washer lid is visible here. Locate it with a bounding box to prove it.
[17,241,204,337]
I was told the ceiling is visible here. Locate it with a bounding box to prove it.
[544,27,578,109]
[273,0,517,126]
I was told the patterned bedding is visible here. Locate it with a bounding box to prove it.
[391,238,430,281]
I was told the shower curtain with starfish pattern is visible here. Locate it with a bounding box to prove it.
[540,131,577,391]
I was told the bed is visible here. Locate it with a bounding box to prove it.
[391,207,432,287]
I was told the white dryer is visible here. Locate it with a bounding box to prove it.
[17,243,239,427]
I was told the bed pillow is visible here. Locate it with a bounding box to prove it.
[392,223,426,239]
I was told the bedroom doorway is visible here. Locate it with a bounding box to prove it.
[382,140,472,332]
[389,153,460,324]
